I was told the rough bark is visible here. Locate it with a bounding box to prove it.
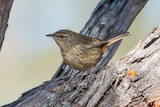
[0,0,14,51]
[2,0,152,107]
[3,26,160,107]
[52,0,148,80]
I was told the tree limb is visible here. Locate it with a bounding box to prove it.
[52,0,148,80]
[3,26,160,107]
[0,0,14,51]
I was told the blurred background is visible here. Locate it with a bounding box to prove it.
[0,0,160,106]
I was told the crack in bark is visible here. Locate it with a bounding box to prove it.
[147,101,155,107]
[138,85,152,93]
[107,0,114,4]
[131,57,146,63]
[144,35,160,49]
[86,85,99,107]
[133,76,143,83]
[126,94,144,107]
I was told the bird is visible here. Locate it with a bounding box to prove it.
[46,29,129,71]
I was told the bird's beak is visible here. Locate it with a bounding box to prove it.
[46,34,53,37]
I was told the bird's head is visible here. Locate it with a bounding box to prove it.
[46,29,78,50]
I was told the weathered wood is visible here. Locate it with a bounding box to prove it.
[52,0,148,80]
[96,26,160,107]
[3,26,160,107]
[0,0,14,51]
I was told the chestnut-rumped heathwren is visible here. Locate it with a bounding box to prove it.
[46,30,128,71]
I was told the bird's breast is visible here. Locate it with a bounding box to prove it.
[61,45,102,71]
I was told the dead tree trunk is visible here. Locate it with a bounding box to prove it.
[0,0,14,50]
[2,0,154,107]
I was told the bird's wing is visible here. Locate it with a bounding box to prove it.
[79,35,99,48]
[83,33,130,49]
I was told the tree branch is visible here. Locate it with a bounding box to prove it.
[3,26,160,107]
[0,0,14,51]
[52,0,148,80]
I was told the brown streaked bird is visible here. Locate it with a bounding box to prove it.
[46,30,129,71]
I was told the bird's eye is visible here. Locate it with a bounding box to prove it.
[60,35,65,38]
[58,35,67,41]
